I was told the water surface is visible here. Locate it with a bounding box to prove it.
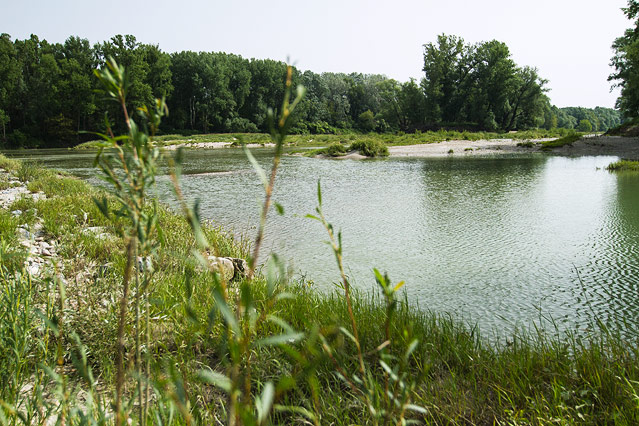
[10,148,639,338]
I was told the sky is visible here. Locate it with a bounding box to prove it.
[1,0,630,108]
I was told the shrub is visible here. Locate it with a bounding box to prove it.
[349,139,389,157]
[326,142,348,156]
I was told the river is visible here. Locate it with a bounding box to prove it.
[8,147,639,339]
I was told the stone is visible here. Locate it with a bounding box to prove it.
[11,209,22,216]
[18,228,31,240]
[207,256,235,282]
[136,256,153,273]
[27,263,40,276]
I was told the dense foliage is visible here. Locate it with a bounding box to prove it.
[610,0,639,118]
[0,33,622,148]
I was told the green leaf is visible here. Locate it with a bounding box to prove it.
[405,339,419,360]
[257,382,275,424]
[198,369,231,393]
[275,292,295,301]
[244,146,268,190]
[339,327,358,346]
[266,315,295,334]
[274,202,285,216]
[405,404,428,414]
[92,196,110,219]
[257,332,304,347]
[212,288,239,334]
[273,405,317,421]
[380,360,399,381]
[373,268,387,289]
[317,179,322,206]
[305,214,320,221]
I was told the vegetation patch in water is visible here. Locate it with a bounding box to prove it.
[606,159,639,171]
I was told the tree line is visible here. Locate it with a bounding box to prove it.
[0,33,621,148]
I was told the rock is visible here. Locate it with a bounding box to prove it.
[41,248,51,257]
[31,192,46,201]
[17,228,31,240]
[136,256,153,273]
[83,226,112,240]
[207,256,235,282]
[229,257,249,279]
[40,241,51,249]
[11,209,22,216]
[27,263,40,276]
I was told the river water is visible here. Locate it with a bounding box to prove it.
[9,148,639,338]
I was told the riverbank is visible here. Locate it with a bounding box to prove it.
[1,154,639,424]
[73,131,639,161]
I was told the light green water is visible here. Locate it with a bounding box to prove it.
[9,148,639,337]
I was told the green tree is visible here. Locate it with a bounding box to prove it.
[357,109,376,132]
[610,0,639,118]
[57,36,97,143]
[577,119,593,132]
[0,34,21,142]
[421,34,469,123]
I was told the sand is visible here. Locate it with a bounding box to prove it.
[388,136,639,158]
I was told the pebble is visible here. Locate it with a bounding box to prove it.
[11,209,22,216]
[18,228,31,239]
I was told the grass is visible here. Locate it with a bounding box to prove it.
[540,132,584,150]
[606,159,639,171]
[2,153,639,424]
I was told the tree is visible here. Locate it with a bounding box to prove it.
[0,109,8,143]
[421,34,470,123]
[0,33,21,142]
[610,0,639,118]
[577,119,593,132]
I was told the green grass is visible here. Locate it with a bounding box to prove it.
[606,160,639,171]
[540,132,583,150]
[1,153,639,424]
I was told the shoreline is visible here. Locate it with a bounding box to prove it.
[387,135,639,158]
[158,136,639,160]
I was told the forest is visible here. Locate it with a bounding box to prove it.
[0,32,622,148]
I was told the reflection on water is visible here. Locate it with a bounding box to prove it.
[8,148,639,338]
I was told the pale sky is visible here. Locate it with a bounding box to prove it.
[1,0,629,108]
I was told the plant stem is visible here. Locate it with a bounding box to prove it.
[115,237,135,426]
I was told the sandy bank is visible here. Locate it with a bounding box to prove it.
[161,141,275,150]
[388,138,553,157]
[388,136,639,158]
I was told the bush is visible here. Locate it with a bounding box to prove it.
[326,142,347,156]
[349,139,389,157]
[225,117,259,133]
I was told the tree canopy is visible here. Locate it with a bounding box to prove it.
[0,32,622,148]
[610,0,639,118]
